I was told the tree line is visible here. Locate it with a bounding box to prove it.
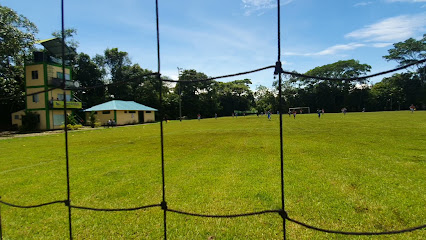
[1,5,425,128]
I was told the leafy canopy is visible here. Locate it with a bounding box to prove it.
[383,34,426,67]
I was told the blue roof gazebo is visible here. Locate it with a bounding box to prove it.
[84,100,157,125]
[84,100,157,112]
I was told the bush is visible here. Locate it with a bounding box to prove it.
[60,124,82,130]
[67,114,78,125]
[89,112,97,128]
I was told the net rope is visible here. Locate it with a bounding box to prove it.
[0,1,425,239]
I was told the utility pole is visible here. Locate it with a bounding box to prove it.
[177,67,183,122]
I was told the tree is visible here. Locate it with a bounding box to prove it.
[292,60,371,112]
[129,64,165,112]
[383,35,426,109]
[0,5,38,128]
[370,72,425,110]
[217,79,254,115]
[254,85,276,113]
[74,53,106,107]
[383,34,426,67]
[175,69,210,118]
[99,48,132,99]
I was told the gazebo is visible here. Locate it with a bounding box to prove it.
[84,100,157,125]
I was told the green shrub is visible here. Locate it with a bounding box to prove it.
[89,112,97,128]
[72,124,82,130]
[67,114,78,125]
[60,124,82,130]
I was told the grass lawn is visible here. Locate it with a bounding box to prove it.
[0,111,425,239]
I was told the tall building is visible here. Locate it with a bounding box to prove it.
[11,38,82,130]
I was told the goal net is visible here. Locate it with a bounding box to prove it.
[289,107,310,114]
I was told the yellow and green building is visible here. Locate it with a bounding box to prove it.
[84,100,157,125]
[11,38,82,130]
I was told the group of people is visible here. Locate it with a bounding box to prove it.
[107,119,116,127]
[317,109,325,118]
[194,105,418,122]
[287,110,296,119]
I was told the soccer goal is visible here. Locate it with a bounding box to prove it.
[289,107,310,114]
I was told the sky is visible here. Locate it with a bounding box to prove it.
[3,0,426,89]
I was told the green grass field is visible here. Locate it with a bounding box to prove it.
[0,111,425,239]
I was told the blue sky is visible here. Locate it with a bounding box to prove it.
[3,0,426,88]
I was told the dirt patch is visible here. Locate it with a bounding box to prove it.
[0,123,154,139]
[0,130,64,139]
[0,127,95,139]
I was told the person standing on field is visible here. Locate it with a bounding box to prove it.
[409,104,415,113]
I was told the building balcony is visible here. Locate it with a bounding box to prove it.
[48,78,78,89]
[50,100,82,109]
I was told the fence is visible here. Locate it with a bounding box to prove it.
[1,0,425,239]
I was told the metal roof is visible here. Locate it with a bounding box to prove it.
[84,100,158,112]
[36,38,76,57]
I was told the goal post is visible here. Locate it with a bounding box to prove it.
[289,107,310,114]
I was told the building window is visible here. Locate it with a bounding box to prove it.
[129,111,136,113]
[57,72,70,80]
[31,71,38,79]
[53,114,64,126]
[124,111,127,113]
[146,111,151,113]
[32,94,39,103]
[57,94,71,101]
[102,111,110,114]
[14,115,20,120]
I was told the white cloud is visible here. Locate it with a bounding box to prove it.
[385,0,426,2]
[242,0,294,16]
[242,0,276,8]
[161,20,273,55]
[345,13,426,42]
[316,43,366,55]
[284,43,365,56]
[354,2,373,7]
[371,42,393,47]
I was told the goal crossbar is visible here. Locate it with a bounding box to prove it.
[289,107,310,114]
